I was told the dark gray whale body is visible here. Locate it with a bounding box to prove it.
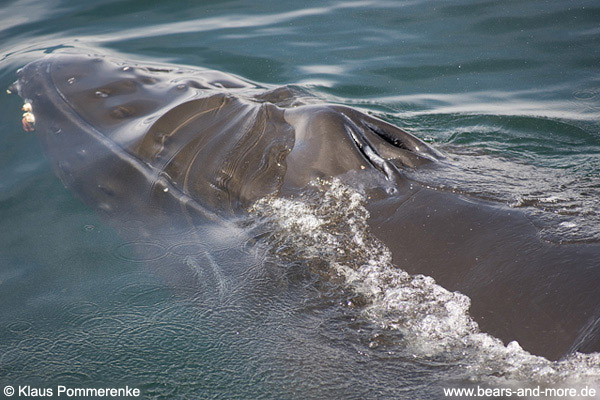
[12,52,600,361]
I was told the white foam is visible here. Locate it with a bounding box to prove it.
[250,178,600,385]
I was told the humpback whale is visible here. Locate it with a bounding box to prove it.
[11,52,600,361]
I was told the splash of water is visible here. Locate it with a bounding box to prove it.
[250,178,600,385]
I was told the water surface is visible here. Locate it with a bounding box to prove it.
[1,0,599,398]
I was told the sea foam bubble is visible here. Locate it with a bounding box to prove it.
[250,178,600,385]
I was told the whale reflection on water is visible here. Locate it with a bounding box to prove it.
[11,51,600,365]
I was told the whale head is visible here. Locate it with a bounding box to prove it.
[12,52,439,216]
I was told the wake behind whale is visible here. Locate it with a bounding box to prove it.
[10,50,600,388]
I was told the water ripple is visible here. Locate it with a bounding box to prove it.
[114,241,169,262]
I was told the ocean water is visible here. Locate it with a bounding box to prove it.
[1,0,599,399]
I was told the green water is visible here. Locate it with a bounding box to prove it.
[1,1,599,398]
